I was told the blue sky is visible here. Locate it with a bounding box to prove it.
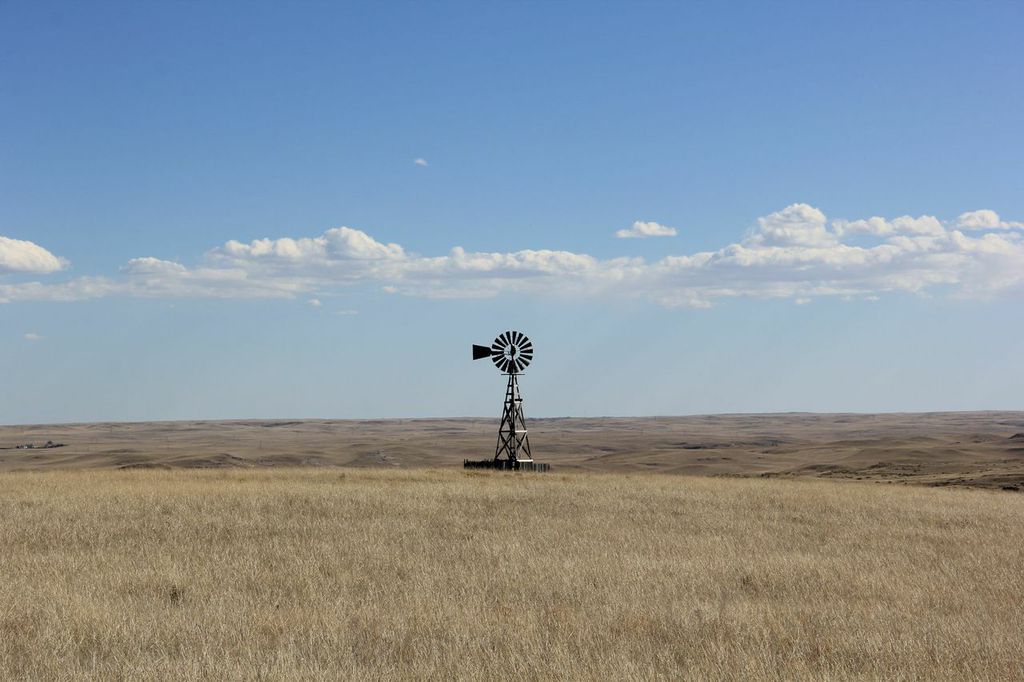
[2,1,1022,424]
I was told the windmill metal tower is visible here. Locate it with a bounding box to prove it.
[465,331,549,472]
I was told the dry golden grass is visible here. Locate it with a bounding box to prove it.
[1,468,1022,680]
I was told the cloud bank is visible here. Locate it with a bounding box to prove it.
[3,204,1023,308]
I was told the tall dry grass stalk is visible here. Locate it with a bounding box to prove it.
[1,468,1022,680]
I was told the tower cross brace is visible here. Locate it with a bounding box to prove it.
[495,371,531,463]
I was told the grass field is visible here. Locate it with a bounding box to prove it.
[1,468,1022,680]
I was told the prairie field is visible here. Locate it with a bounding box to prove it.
[1,468,1022,680]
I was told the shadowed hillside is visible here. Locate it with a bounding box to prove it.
[2,412,1024,490]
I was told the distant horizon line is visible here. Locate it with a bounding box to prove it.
[3,409,1023,429]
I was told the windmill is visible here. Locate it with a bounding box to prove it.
[465,331,549,472]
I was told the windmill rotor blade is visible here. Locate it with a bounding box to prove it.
[477,330,534,375]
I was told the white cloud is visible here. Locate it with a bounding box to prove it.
[308,298,322,307]
[0,236,67,274]
[122,257,188,275]
[3,206,1023,308]
[212,227,405,263]
[413,158,428,167]
[0,277,118,304]
[955,209,1024,230]
[747,204,834,247]
[833,215,945,238]
[615,221,677,239]
[24,332,43,341]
